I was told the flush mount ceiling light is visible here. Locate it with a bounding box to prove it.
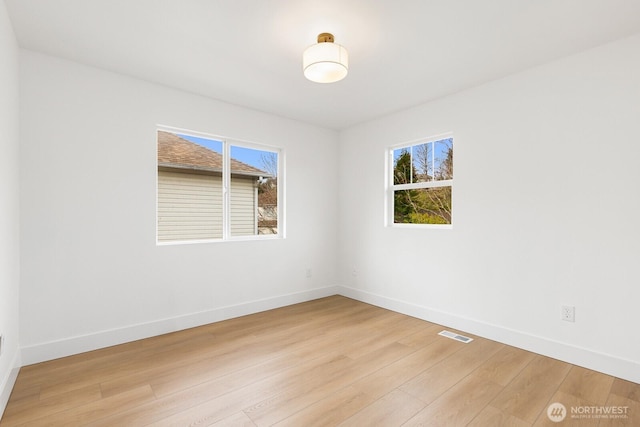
[303,33,349,83]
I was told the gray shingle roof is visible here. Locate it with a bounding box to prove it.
[157,131,269,177]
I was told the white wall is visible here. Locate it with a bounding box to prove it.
[338,34,640,383]
[0,0,21,415]
[19,51,339,363]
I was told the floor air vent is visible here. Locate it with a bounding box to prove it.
[438,330,473,343]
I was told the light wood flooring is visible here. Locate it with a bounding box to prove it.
[1,296,638,426]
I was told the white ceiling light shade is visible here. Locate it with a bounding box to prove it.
[303,33,348,83]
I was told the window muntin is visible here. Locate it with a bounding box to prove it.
[157,129,281,243]
[389,136,453,226]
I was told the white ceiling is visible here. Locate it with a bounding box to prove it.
[6,0,640,130]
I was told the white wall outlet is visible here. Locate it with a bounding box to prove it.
[562,305,575,322]
[0,334,3,356]
[305,268,312,278]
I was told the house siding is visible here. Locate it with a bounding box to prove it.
[230,177,257,236]
[157,170,223,241]
[158,170,257,241]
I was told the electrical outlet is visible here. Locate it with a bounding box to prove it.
[561,305,575,322]
[305,268,312,278]
[0,335,3,356]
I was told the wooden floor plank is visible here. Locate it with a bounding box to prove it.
[1,384,102,426]
[467,405,531,427]
[274,336,463,426]
[90,352,349,427]
[244,342,416,426]
[557,365,614,405]
[532,390,600,427]
[399,337,503,404]
[403,372,503,426]
[473,345,536,387]
[337,389,425,426]
[610,378,640,403]
[396,322,444,348]
[600,393,640,426]
[272,385,376,427]
[6,385,155,427]
[490,355,572,423]
[1,296,636,427]
[209,411,257,427]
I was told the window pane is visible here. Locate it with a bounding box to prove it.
[434,138,453,180]
[393,147,413,184]
[412,142,432,183]
[394,186,452,224]
[230,146,278,236]
[157,131,223,241]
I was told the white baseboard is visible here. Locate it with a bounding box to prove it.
[0,349,21,420]
[17,284,640,385]
[21,285,340,366]
[337,285,640,384]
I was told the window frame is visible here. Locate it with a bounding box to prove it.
[156,126,285,245]
[385,133,453,229]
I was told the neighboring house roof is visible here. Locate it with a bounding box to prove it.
[157,131,270,177]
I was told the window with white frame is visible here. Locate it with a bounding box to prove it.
[388,135,453,225]
[157,128,282,243]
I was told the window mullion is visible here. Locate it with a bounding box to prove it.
[393,180,452,191]
[431,141,435,182]
[222,140,231,240]
[410,147,414,184]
